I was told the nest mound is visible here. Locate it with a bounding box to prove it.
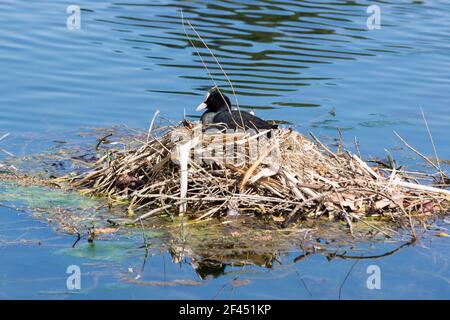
[65,122,449,231]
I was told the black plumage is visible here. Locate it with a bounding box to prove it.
[196,87,277,131]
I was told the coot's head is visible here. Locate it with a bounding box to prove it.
[196,87,231,113]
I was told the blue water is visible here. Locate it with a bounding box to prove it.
[0,0,449,299]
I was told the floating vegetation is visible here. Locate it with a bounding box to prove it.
[54,121,449,239]
[0,125,447,279]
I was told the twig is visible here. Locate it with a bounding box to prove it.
[354,136,362,159]
[180,9,245,130]
[133,204,177,223]
[395,180,450,196]
[1,148,14,157]
[334,239,415,259]
[240,144,276,192]
[147,109,160,142]
[309,131,338,160]
[394,131,441,172]
[338,260,359,300]
[420,107,446,183]
[0,133,10,142]
[352,154,381,180]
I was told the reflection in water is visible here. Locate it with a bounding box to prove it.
[164,217,300,279]
[137,216,408,280]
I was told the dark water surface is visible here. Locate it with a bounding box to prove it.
[0,0,449,299]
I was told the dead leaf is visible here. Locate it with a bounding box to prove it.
[272,216,285,222]
[374,199,390,210]
[422,201,435,214]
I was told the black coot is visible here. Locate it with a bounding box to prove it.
[196,87,277,131]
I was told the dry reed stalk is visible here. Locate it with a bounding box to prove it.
[180,9,245,130]
[61,121,449,239]
[420,107,445,182]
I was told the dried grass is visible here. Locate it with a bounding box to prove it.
[60,122,450,237]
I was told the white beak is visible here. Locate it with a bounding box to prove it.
[196,102,208,112]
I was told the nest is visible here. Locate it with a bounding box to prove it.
[65,122,450,234]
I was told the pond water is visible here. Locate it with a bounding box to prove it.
[0,0,449,299]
